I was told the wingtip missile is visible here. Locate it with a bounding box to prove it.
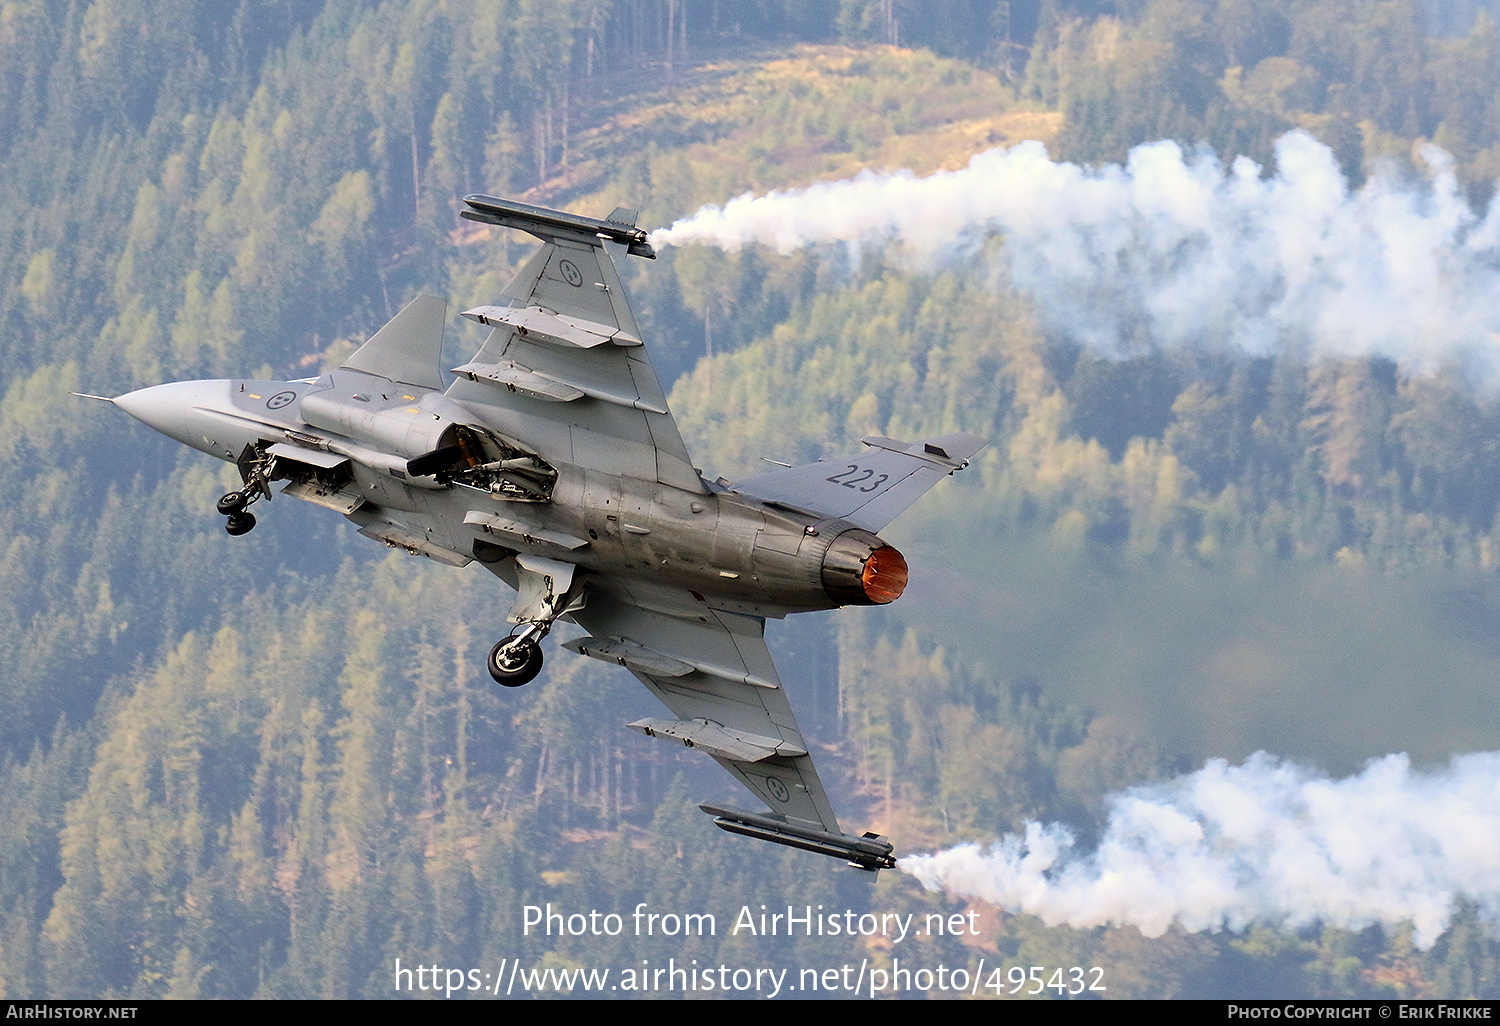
[698,803,897,871]
[461,195,657,258]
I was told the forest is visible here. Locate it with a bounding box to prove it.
[3,0,1500,999]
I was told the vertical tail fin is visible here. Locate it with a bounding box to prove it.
[731,432,987,531]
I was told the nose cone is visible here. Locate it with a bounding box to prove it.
[115,380,229,448]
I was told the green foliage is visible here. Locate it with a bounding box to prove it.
[5,0,1500,1002]
[1031,0,1500,197]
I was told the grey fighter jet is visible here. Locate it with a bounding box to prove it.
[101,197,985,871]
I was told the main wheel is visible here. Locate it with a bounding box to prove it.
[217,491,248,515]
[225,512,256,536]
[488,639,543,687]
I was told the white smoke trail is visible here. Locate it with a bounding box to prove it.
[900,751,1500,948]
[652,133,1500,372]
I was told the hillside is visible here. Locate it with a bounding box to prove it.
[3,0,1500,1001]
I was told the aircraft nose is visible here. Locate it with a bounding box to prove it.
[114,380,226,448]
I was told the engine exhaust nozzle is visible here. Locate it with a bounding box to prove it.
[821,529,908,606]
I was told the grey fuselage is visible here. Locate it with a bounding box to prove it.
[116,370,903,616]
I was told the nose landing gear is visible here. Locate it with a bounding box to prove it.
[217,491,257,535]
[219,444,278,536]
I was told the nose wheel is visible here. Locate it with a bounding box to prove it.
[225,511,257,535]
[217,491,257,535]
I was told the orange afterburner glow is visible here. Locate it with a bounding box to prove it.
[862,546,908,604]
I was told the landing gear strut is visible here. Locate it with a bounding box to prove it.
[485,556,581,687]
[219,444,278,536]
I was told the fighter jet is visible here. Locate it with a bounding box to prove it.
[99,196,985,871]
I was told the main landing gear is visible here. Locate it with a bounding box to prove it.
[486,556,581,688]
[488,624,548,687]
